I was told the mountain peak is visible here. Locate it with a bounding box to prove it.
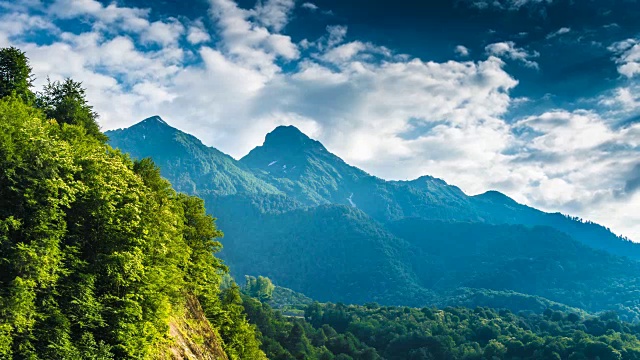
[123,115,179,134]
[263,125,324,151]
[474,190,518,205]
[140,115,169,126]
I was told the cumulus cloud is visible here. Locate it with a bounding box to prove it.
[187,19,211,45]
[512,110,640,237]
[326,25,348,48]
[140,18,185,46]
[609,38,640,78]
[2,0,639,241]
[48,0,150,32]
[208,0,299,77]
[253,0,296,32]
[485,41,539,69]
[600,85,640,114]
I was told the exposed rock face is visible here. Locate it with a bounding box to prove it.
[166,296,228,360]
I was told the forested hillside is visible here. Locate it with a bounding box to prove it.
[0,47,265,359]
[216,200,640,321]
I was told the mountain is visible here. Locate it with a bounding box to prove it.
[218,203,432,305]
[107,117,640,322]
[216,195,640,320]
[240,125,481,222]
[106,116,280,197]
[239,125,637,259]
[387,219,640,321]
[472,190,639,258]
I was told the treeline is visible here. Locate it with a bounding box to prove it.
[243,296,640,360]
[0,47,266,358]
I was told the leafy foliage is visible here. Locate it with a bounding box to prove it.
[0,47,34,102]
[246,276,276,302]
[245,296,640,360]
[0,52,266,358]
[36,78,108,142]
[242,295,378,360]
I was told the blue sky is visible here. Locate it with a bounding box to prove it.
[1,0,639,240]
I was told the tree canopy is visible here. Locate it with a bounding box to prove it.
[0,46,266,359]
[37,78,108,142]
[0,47,34,102]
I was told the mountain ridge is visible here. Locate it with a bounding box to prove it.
[106,117,282,197]
[105,116,640,322]
[108,117,636,249]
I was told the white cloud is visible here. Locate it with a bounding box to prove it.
[326,25,348,48]
[485,41,539,69]
[609,38,640,78]
[253,0,296,32]
[187,20,211,44]
[301,2,319,11]
[600,86,640,113]
[140,18,185,46]
[0,11,58,47]
[208,0,299,77]
[469,0,553,10]
[546,27,571,39]
[49,0,150,32]
[511,110,640,238]
[455,45,470,57]
[515,110,615,152]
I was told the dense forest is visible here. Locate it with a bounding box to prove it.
[0,47,265,359]
[242,294,640,360]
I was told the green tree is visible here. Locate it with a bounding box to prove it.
[37,78,108,142]
[217,285,268,360]
[0,47,34,102]
[0,83,267,358]
[245,275,275,302]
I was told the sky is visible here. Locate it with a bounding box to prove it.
[1,0,639,240]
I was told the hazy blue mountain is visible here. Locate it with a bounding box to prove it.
[214,197,640,321]
[215,201,431,305]
[240,124,636,258]
[107,117,640,321]
[471,190,638,259]
[387,219,640,321]
[241,125,485,222]
[106,116,281,197]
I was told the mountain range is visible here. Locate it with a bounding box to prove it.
[106,116,640,321]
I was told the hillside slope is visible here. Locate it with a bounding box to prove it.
[106,116,281,197]
[0,100,266,359]
[166,296,228,360]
